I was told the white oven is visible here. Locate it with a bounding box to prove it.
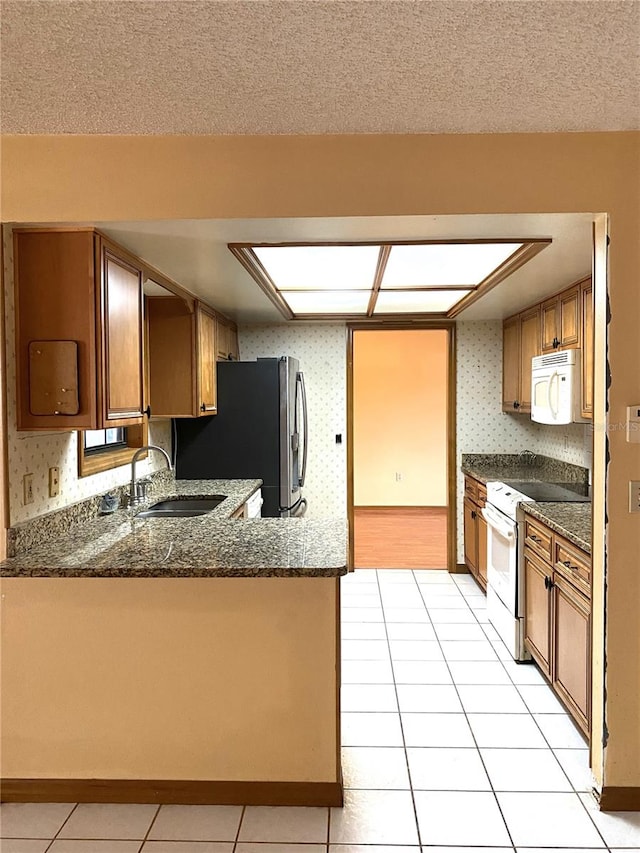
[482,482,533,660]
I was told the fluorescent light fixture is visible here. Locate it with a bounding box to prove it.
[374,289,473,314]
[382,243,523,288]
[282,290,371,315]
[254,245,380,291]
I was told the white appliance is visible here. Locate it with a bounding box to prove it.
[243,488,263,519]
[483,479,591,660]
[483,482,533,660]
[531,350,586,425]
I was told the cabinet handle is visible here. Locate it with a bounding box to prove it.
[200,403,206,412]
[530,534,541,543]
[471,510,476,519]
[143,405,151,418]
[513,401,520,410]
[562,559,579,571]
[544,576,554,590]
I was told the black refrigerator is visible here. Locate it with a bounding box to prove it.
[174,357,308,517]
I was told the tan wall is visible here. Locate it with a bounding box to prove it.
[0,577,339,782]
[1,131,639,790]
[353,329,448,506]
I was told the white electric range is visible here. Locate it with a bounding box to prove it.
[482,479,590,661]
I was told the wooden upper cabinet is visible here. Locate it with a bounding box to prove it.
[216,314,240,362]
[518,306,540,413]
[147,297,220,418]
[502,308,539,413]
[502,315,520,411]
[14,229,145,431]
[581,278,593,419]
[147,295,197,418]
[99,244,145,422]
[541,285,580,352]
[197,304,217,414]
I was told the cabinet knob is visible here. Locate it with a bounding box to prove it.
[471,510,476,519]
[513,401,520,410]
[201,403,207,412]
[143,405,151,418]
[544,576,554,590]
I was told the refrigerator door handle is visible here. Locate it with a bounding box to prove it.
[296,371,308,488]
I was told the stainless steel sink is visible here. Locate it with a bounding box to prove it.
[136,496,226,518]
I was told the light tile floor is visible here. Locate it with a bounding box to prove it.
[2,569,640,852]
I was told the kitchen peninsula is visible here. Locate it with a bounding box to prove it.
[0,479,347,806]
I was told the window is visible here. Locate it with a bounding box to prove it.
[83,428,127,454]
[78,423,148,477]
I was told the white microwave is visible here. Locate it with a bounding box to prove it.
[531,350,587,425]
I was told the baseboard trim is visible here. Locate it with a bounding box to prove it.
[0,778,344,807]
[598,786,640,811]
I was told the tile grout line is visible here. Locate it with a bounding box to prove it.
[136,802,161,852]
[378,567,432,850]
[416,570,517,853]
[231,803,246,852]
[42,801,79,851]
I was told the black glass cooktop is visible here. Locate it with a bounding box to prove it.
[504,481,591,502]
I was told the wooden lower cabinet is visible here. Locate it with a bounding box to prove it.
[553,573,591,735]
[462,475,487,592]
[523,550,552,677]
[523,514,591,739]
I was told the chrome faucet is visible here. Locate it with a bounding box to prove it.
[130,445,173,505]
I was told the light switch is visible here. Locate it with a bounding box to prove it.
[626,405,640,443]
[630,481,640,513]
[49,466,60,497]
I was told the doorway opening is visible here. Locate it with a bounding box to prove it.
[347,324,456,572]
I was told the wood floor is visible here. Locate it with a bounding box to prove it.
[354,506,448,570]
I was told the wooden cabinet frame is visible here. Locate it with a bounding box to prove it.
[523,514,592,738]
[462,475,487,591]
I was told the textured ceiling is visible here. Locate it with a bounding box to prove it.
[2,0,639,135]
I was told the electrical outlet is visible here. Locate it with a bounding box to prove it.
[49,466,60,497]
[629,481,640,513]
[23,473,34,505]
[395,472,402,482]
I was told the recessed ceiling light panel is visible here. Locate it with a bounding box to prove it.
[374,289,472,313]
[382,243,523,288]
[282,290,371,315]
[254,245,380,291]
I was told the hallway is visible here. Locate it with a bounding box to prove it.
[1,570,639,850]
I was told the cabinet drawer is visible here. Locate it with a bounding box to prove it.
[476,483,487,509]
[464,476,479,502]
[524,517,553,563]
[554,536,591,598]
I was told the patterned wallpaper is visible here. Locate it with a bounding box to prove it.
[455,320,591,561]
[238,324,348,520]
[3,226,172,526]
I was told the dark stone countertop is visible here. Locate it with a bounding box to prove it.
[0,479,348,578]
[522,502,592,555]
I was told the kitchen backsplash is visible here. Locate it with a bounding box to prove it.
[2,225,173,526]
[238,323,348,520]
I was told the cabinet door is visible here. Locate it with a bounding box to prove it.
[216,316,231,360]
[519,307,540,413]
[197,305,217,414]
[541,298,559,352]
[476,512,488,589]
[100,244,145,423]
[147,296,197,417]
[523,549,552,678]
[559,286,580,348]
[463,497,479,576]
[228,324,240,361]
[502,316,521,411]
[581,279,593,419]
[552,573,591,735]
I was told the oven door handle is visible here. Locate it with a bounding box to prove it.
[481,505,516,541]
